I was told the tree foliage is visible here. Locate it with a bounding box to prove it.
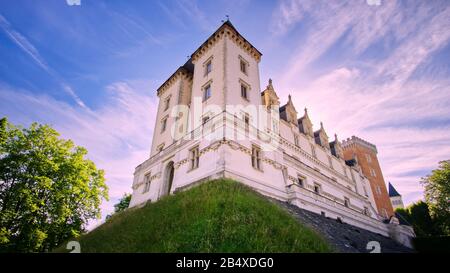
[106,193,131,221]
[114,193,131,213]
[421,160,450,235]
[0,118,108,252]
[396,201,446,237]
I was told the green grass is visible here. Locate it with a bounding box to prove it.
[55,179,333,253]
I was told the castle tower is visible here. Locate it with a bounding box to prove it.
[149,20,262,157]
[342,136,395,219]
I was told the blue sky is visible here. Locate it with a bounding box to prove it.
[1,0,449,229]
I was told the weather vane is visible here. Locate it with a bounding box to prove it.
[221,15,230,23]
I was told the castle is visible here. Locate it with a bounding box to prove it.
[128,21,414,247]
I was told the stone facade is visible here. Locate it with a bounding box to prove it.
[129,21,413,247]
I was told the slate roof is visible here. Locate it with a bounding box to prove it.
[157,20,260,93]
[389,182,401,197]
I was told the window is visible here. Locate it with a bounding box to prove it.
[363,185,368,197]
[190,146,199,170]
[240,59,247,74]
[203,84,211,102]
[328,156,333,169]
[205,59,212,76]
[376,185,382,195]
[164,96,170,111]
[251,145,262,170]
[294,134,299,146]
[244,113,250,133]
[272,119,278,133]
[310,144,316,158]
[370,168,377,177]
[314,183,321,195]
[241,84,248,100]
[143,173,151,193]
[366,154,372,163]
[344,197,350,208]
[161,117,168,133]
[297,175,305,187]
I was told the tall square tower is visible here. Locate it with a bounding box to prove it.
[342,136,394,219]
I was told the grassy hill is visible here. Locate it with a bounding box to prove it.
[56,179,333,253]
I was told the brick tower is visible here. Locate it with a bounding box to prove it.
[342,136,394,219]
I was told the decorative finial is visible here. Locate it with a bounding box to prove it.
[320,122,324,129]
[269,78,272,85]
[304,107,308,115]
[288,94,292,101]
[335,133,338,141]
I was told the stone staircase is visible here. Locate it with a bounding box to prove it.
[275,200,415,253]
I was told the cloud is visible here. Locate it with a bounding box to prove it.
[269,0,450,206]
[0,14,86,109]
[0,80,158,229]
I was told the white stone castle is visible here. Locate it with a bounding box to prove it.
[129,21,414,247]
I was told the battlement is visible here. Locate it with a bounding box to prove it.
[342,136,378,154]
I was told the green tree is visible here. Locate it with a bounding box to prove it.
[0,118,108,252]
[114,193,131,213]
[421,161,450,235]
[106,193,131,220]
[408,201,436,237]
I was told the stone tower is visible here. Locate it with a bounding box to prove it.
[342,136,394,219]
